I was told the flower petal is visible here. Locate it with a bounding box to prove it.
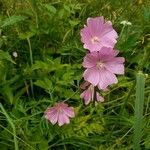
[87,17,104,35]
[45,108,58,125]
[58,113,70,126]
[63,107,75,118]
[83,67,100,86]
[80,89,92,105]
[83,52,99,68]
[105,57,125,74]
[96,92,104,102]
[98,68,118,89]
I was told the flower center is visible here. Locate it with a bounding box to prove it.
[96,61,104,69]
[91,36,100,44]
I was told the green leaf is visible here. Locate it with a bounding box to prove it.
[32,61,50,71]
[43,4,57,14]
[69,20,80,27]
[133,71,145,150]
[1,15,27,28]
[0,50,15,64]
[34,78,52,91]
[18,31,36,39]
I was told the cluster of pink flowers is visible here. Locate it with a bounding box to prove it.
[44,16,125,126]
[80,16,125,105]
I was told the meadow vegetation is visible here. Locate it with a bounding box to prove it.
[0,0,150,149]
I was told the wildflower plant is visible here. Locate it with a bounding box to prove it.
[45,16,125,125]
[80,17,125,105]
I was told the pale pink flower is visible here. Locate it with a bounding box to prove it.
[44,102,75,126]
[80,84,104,105]
[83,47,125,89]
[80,16,118,52]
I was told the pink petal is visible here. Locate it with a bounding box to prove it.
[83,52,99,68]
[100,21,115,37]
[98,68,118,89]
[105,57,125,74]
[45,108,58,125]
[58,113,70,126]
[80,89,92,105]
[105,63,124,74]
[83,67,100,86]
[80,27,91,44]
[98,47,118,60]
[101,35,117,48]
[63,107,75,118]
[103,26,118,39]
[96,92,104,102]
[87,17,104,35]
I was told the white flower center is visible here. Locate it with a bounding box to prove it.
[96,61,104,69]
[91,36,100,44]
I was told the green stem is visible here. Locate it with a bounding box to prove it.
[0,103,19,150]
[119,24,126,40]
[27,38,34,97]
[27,38,33,66]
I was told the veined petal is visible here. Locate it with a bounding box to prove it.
[80,89,92,105]
[105,57,125,74]
[45,108,58,125]
[98,68,118,89]
[101,35,117,48]
[63,107,75,118]
[83,67,100,86]
[105,63,124,74]
[83,52,99,68]
[58,113,70,126]
[87,17,104,35]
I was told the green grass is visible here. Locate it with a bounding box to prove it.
[133,72,145,150]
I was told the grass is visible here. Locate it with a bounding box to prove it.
[133,72,145,150]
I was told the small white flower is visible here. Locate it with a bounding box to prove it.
[120,20,132,26]
[12,51,18,58]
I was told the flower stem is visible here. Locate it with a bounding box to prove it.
[119,24,126,40]
[27,38,34,97]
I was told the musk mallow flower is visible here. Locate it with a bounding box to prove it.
[80,83,104,105]
[44,102,75,126]
[80,16,118,52]
[83,47,125,89]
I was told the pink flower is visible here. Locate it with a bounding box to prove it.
[80,17,118,52]
[80,84,104,105]
[83,47,125,89]
[44,102,75,126]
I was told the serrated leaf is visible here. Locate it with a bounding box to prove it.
[32,60,50,70]
[69,20,80,27]
[18,31,36,39]
[0,50,15,64]
[34,78,52,91]
[44,4,57,14]
[1,15,27,28]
